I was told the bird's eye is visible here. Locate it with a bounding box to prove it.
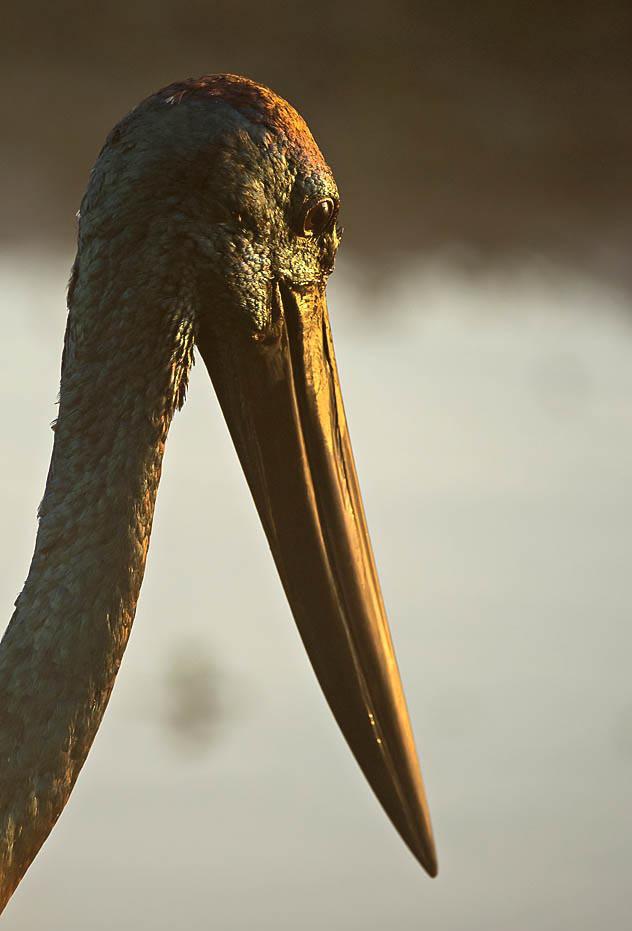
[301,198,337,237]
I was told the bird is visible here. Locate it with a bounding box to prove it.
[0,74,436,912]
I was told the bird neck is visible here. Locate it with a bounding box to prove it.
[0,257,196,910]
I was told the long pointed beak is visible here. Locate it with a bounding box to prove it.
[197,281,437,876]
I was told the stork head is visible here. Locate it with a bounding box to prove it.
[89,74,341,331]
[89,74,437,877]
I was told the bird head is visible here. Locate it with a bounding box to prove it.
[80,74,437,877]
[87,74,341,333]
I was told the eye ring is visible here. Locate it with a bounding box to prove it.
[300,197,337,237]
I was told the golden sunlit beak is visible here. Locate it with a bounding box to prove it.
[197,281,437,876]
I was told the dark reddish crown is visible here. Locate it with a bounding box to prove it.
[155,74,330,174]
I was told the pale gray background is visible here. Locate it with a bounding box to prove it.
[1,253,631,928]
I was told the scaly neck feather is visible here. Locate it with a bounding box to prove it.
[0,243,196,909]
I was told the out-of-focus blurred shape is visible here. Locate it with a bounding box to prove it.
[162,640,224,752]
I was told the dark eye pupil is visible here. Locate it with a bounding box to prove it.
[303,198,334,235]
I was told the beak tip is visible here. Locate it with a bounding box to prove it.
[413,834,439,878]
[425,853,439,879]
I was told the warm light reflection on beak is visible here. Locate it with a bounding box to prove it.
[197,280,437,876]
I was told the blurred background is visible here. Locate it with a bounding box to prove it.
[1,3,631,928]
